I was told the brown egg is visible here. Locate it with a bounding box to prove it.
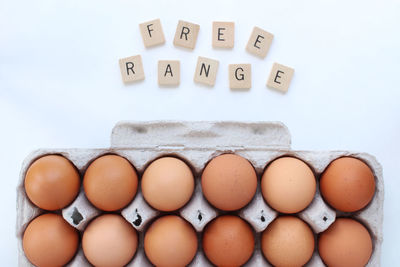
[142,157,194,211]
[201,154,257,211]
[319,218,372,266]
[83,154,138,211]
[144,215,197,267]
[24,155,80,210]
[320,157,375,212]
[261,216,314,267]
[203,215,254,266]
[23,213,79,267]
[261,157,316,213]
[82,214,138,267]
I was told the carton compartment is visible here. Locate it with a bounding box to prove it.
[16,122,383,267]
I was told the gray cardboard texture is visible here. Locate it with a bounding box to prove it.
[16,121,383,266]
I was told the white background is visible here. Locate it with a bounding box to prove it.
[1,0,399,265]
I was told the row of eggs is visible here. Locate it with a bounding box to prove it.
[25,153,376,214]
[23,212,373,267]
[23,153,377,267]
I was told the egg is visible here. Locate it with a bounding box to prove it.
[142,157,194,211]
[144,215,197,267]
[320,157,375,212]
[203,215,254,266]
[318,218,372,266]
[261,216,314,267]
[261,157,316,213]
[24,155,80,210]
[83,154,138,211]
[201,154,257,211]
[23,213,79,267]
[82,214,138,267]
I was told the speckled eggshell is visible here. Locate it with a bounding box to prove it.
[23,213,79,267]
[261,157,316,214]
[144,215,198,267]
[82,214,138,267]
[319,218,373,267]
[141,157,194,212]
[201,154,257,211]
[24,155,80,211]
[261,216,315,267]
[203,215,255,266]
[320,157,376,212]
[83,154,138,211]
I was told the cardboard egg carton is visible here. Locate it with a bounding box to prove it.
[16,121,383,266]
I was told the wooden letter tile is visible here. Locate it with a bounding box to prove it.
[194,56,219,86]
[173,20,200,50]
[158,60,180,86]
[212,22,235,48]
[119,55,145,83]
[139,19,165,48]
[246,26,274,58]
[229,64,251,90]
[267,63,294,93]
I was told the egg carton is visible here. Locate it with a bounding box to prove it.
[16,121,383,266]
